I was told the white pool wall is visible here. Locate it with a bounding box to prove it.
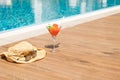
[0,5,120,46]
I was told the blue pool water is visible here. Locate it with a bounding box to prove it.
[0,0,120,32]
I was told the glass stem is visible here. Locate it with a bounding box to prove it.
[52,36,56,52]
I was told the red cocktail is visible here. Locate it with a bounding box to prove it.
[47,24,61,52]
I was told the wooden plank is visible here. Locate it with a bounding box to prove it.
[0,13,120,80]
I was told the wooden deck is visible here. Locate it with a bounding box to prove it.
[0,13,120,80]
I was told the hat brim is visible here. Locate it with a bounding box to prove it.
[1,48,47,64]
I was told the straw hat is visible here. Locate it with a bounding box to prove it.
[0,41,47,63]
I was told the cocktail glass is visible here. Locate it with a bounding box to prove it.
[47,24,61,52]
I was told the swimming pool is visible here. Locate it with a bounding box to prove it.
[0,0,120,46]
[0,0,120,32]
